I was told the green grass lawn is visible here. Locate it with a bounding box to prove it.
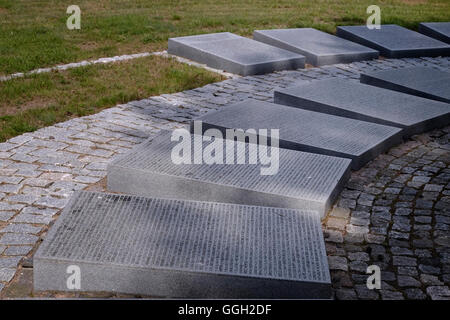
[0,0,449,142]
[1,0,449,75]
[0,56,223,141]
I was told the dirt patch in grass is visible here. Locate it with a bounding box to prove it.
[1,96,54,116]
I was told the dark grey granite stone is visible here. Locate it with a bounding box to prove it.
[274,78,450,137]
[336,24,450,58]
[253,28,379,66]
[107,130,351,217]
[191,99,403,170]
[34,191,331,298]
[419,22,450,44]
[168,32,305,75]
[360,66,450,104]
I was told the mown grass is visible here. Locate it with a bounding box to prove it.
[1,0,449,75]
[0,55,224,141]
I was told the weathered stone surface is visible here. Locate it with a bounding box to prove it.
[34,191,331,298]
[108,131,351,218]
[253,28,378,66]
[0,233,38,245]
[0,268,16,282]
[0,257,22,268]
[328,256,348,271]
[419,22,450,44]
[426,286,450,300]
[168,32,305,75]
[193,99,403,170]
[336,25,450,58]
[275,78,449,137]
[360,66,450,103]
[4,246,33,256]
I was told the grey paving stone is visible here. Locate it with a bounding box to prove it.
[393,256,417,266]
[4,246,33,256]
[275,78,449,137]
[253,28,378,66]
[108,130,350,217]
[168,32,305,76]
[398,275,421,287]
[34,191,331,298]
[426,286,450,300]
[405,288,427,300]
[336,24,450,58]
[0,268,16,282]
[21,206,58,217]
[348,252,370,262]
[0,233,39,245]
[0,223,42,234]
[0,211,15,222]
[33,196,69,209]
[360,67,450,103]
[193,99,403,170]
[0,184,22,194]
[12,213,52,225]
[381,290,404,300]
[335,288,357,300]
[420,274,444,286]
[398,267,418,276]
[328,256,348,271]
[355,284,379,300]
[0,257,22,268]
[419,22,450,44]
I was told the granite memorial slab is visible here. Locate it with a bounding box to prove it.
[274,78,450,137]
[336,24,450,58]
[107,130,351,217]
[419,22,450,44]
[360,66,450,103]
[34,191,331,298]
[192,99,403,170]
[168,32,305,75]
[253,28,379,66]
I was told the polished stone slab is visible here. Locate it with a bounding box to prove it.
[419,22,450,44]
[253,28,379,66]
[336,24,450,58]
[34,191,331,298]
[168,32,305,75]
[360,66,450,103]
[107,130,351,217]
[192,99,403,170]
[274,78,450,137]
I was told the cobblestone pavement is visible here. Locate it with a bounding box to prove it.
[0,56,449,299]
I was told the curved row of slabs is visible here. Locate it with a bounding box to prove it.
[168,23,450,76]
[34,23,450,298]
